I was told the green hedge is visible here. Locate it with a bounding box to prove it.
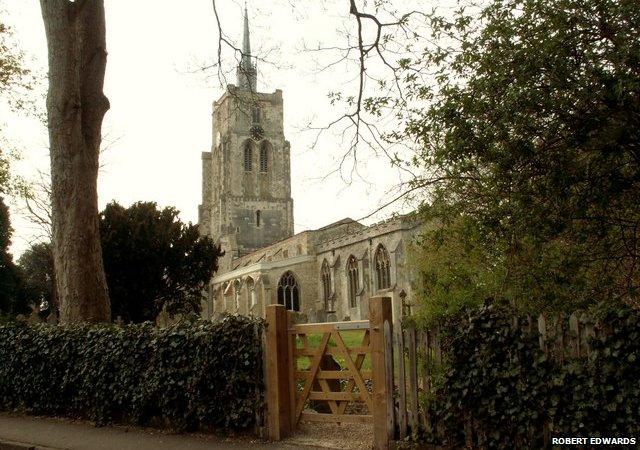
[418,301,640,448]
[0,315,264,431]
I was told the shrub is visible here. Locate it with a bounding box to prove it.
[0,315,264,431]
[423,301,640,448]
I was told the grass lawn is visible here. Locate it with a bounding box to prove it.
[295,330,371,371]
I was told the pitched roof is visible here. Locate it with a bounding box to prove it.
[316,217,361,231]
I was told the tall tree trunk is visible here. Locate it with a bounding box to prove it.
[39,0,110,323]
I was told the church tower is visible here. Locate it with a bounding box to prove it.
[199,7,294,258]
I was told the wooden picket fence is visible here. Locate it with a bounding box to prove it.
[393,312,598,445]
[264,300,601,449]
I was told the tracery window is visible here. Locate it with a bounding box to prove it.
[321,259,332,311]
[277,271,300,312]
[246,277,256,310]
[375,245,391,290]
[347,255,359,308]
[243,141,253,172]
[260,142,269,172]
[222,282,232,311]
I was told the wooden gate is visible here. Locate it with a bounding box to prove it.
[265,296,394,449]
[290,320,372,425]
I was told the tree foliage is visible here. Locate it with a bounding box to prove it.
[409,217,507,323]
[100,201,222,323]
[0,197,27,315]
[17,242,55,313]
[0,13,33,197]
[17,202,222,322]
[0,16,32,111]
[399,0,640,318]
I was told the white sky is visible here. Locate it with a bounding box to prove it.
[3,0,421,257]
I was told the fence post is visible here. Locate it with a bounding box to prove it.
[407,327,419,437]
[370,295,394,450]
[265,304,292,440]
[396,327,408,439]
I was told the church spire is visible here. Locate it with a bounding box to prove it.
[242,5,251,67]
[237,4,257,91]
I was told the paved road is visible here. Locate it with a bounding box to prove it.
[0,414,323,450]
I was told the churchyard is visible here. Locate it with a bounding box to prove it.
[0,0,638,449]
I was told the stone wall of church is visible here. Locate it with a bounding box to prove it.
[212,88,294,255]
[198,87,423,321]
[214,88,289,201]
[203,257,319,321]
[315,218,422,322]
[203,217,423,324]
[229,230,313,269]
[199,85,295,257]
[204,228,317,318]
[198,151,213,236]
[226,198,292,257]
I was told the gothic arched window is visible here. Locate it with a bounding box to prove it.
[277,271,300,311]
[260,141,269,173]
[375,245,391,290]
[321,259,332,311]
[347,255,359,308]
[243,141,253,172]
[246,277,256,311]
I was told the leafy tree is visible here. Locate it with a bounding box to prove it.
[396,0,640,319]
[0,11,32,110]
[0,11,33,197]
[100,201,222,323]
[39,0,111,323]
[17,242,56,314]
[0,197,27,315]
[409,216,508,323]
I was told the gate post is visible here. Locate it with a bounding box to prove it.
[370,296,394,450]
[265,304,292,440]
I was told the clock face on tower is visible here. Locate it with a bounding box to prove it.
[249,125,264,141]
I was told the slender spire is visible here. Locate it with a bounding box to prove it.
[237,4,257,91]
[242,5,251,67]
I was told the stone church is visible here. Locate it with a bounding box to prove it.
[198,9,422,322]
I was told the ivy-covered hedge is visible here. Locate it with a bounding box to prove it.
[420,301,640,448]
[0,315,264,431]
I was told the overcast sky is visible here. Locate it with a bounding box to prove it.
[4,0,422,257]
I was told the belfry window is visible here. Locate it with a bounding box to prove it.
[347,255,359,308]
[277,271,300,312]
[260,142,268,173]
[375,245,391,290]
[243,142,253,172]
[252,106,261,124]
